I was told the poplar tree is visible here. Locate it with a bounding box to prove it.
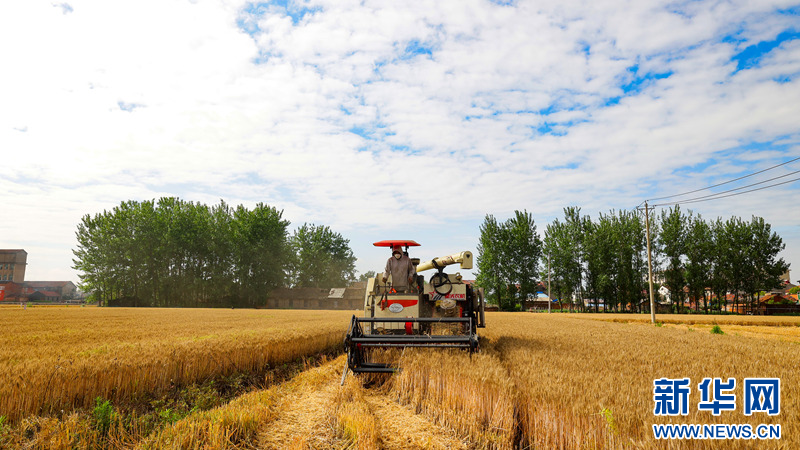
[287,223,356,288]
[476,211,541,310]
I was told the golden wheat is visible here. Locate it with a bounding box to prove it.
[483,313,797,448]
[0,307,353,423]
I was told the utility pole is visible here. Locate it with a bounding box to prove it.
[547,252,551,314]
[643,201,656,324]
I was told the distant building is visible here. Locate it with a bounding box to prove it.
[28,290,61,302]
[757,293,800,315]
[0,249,27,283]
[23,281,77,299]
[0,282,27,302]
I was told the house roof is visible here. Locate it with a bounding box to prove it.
[25,281,75,288]
[759,293,794,305]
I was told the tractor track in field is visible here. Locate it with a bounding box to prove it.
[257,355,470,449]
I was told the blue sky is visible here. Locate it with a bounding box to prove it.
[1,0,799,284]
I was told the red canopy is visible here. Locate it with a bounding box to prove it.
[373,240,421,248]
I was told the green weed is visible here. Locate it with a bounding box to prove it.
[599,407,618,435]
[92,397,116,435]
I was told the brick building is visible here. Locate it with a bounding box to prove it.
[0,250,80,303]
[0,282,26,302]
[0,249,27,283]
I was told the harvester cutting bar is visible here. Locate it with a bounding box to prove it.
[343,315,479,377]
[350,336,473,344]
[355,343,472,348]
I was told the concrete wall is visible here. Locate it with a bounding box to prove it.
[266,283,365,310]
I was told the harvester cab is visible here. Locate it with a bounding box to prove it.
[342,240,486,383]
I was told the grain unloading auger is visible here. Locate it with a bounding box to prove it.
[342,240,485,383]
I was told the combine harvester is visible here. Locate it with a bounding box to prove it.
[342,240,485,383]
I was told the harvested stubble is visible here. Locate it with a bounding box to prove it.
[334,377,380,449]
[0,307,353,422]
[143,355,470,450]
[334,369,470,450]
[137,357,337,449]
[392,348,517,449]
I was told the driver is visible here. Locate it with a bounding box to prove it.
[382,245,416,292]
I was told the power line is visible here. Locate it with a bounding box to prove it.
[652,168,800,206]
[646,155,800,202]
[653,175,800,207]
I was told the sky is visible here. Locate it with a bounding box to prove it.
[2,0,799,286]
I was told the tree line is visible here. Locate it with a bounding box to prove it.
[476,206,788,313]
[73,198,356,307]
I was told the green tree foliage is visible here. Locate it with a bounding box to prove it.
[612,210,647,312]
[73,198,290,307]
[583,213,615,312]
[542,207,587,311]
[505,211,543,304]
[658,206,689,312]
[684,215,713,312]
[476,215,505,307]
[476,211,542,311]
[231,203,291,305]
[538,205,788,315]
[287,223,356,288]
[742,216,788,308]
[358,270,377,282]
[543,220,569,310]
[582,210,647,312]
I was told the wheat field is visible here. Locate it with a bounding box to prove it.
[3,308,799,449]
[0,307,353,423]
